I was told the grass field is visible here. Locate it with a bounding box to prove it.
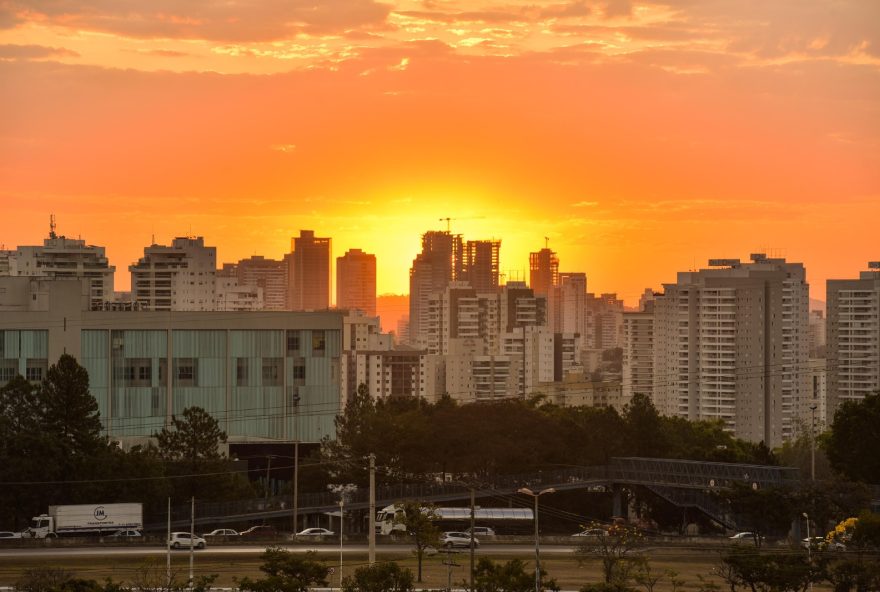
[0,546,837,591]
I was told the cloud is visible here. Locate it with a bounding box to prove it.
[138,49,190,58]
[0,44,80,60]
[270,144,297,153]
[3,0,392,41]
[572,200,599,207]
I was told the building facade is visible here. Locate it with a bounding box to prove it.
[222,256,288,311]
[0,278,343,447]
[288,230,331,311]
[826,262,880,423]
[337,249,377,316]
[130,237,217,311]
[408,231,463,347]
[1,226,115,310]
[651,255,809,446]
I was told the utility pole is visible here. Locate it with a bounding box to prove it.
[338,499,345,589]
[166,497,171,587]
[368,454,376,565]
[293,441,299,536]
[469,488,476,592]
[189,496,195,591]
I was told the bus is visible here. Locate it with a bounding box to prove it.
[375,503,534,535]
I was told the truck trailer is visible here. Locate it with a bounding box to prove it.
[28,503,143,538]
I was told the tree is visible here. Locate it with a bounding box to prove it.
[155,406,251,501]
[717,483,796,545]
[576,523,645,588]
[237,548,329,592]
[717,546,824,592]
[0,375,54,527]
[395,501,441,582]
[40,354,105,456]
[825,392,880,483]
[156,406,227,462]
[467,558,558,592]
[342,562,414,592]
[622,395,666,458]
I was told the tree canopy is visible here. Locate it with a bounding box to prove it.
[825,392,880,484]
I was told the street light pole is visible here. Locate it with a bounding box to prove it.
[803,512,812,592]
[338,499,344,590]
[518,487,555,592]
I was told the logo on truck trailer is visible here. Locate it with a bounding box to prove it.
[94,507,107,521]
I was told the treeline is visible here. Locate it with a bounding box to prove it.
[320,387,776,488]
[0,354,253,529]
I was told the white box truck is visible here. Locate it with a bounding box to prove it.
[27,503,143,538]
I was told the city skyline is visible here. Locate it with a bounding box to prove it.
[1,1,878,302]
[0,220,872,307]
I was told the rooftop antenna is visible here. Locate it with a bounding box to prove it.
[49,214,57,239]
[544,236,550,249]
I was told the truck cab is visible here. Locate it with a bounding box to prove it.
[27,514,55,538]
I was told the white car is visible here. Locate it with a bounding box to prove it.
[296,528,334,537]
[0,531,23,540]
[108,529,142,538]
[441,531,479,548]
[573,528,607,537]
[203,529,239,538]
[169,532,206,549]
[466,527,495,537]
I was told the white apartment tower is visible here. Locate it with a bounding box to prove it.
[222,256,288,311]
[826,262,880,423]
[622,300,654,406]
[130,237,217,311]
[652,255,809,447]
[1,220,115,310]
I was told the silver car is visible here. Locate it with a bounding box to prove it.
[441,531,479,548]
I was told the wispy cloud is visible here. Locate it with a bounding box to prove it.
[0,44,79,60]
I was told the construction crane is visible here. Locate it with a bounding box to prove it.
[438,216,486,233]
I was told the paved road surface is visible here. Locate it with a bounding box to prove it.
[0,544,579,558]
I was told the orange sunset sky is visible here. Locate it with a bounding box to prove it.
[1,0,878,304]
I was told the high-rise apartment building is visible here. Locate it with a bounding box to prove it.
[336,249,376,316]
[1,222,115,310]
[554,272,587,335]
[651,254,809,446]
[529,246,559,297]
[462,240,501,294]
[408,231,463,347]
[584,293,624,351]
[287,230,331,311]
[130,237,216,311]
[622,300,654,405]
[826,262,880,423]
[222,256,288,311]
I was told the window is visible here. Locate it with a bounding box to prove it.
[287,331,300,354]
[236,358,248,387]
[292,363,306,381]
[262,358,282,386]
[26,366,42,382]
[0,364,16,382]
[174,358,198,387]
[312,331,326,357]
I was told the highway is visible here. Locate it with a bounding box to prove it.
[0,543,579,558]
